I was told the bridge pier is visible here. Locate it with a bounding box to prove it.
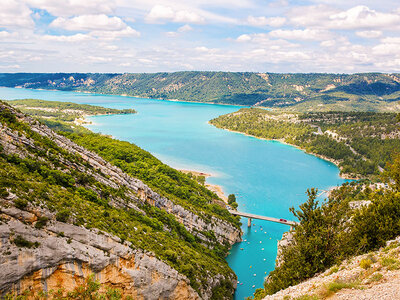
[247,218,252,227]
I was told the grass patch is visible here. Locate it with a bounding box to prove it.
[368,273,383,283]
[318,280,361,298]
[295,295,319,300]
[380,257,400,270]
[382,242,400,253]
[327,266,339,275]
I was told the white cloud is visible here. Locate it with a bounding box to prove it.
[119,62,131,67]
[381,37,400,44]
[269,29,333,41]
[42,33,92,42]
[288,5,338,27]
[329,6,400,29]
[166,31,178,38]
[247,16,286,27]
[235,33,299,49]
[373,37,400,56]
[0,31,11,38]
[87,55,112,62]
[25,0,116,17]
[49,14,140,41]
[146,5,205,24]
[90,26,140,40]
[178,24,193,33]
[356,30,382,39]
[0,0,34,28]
[51,15,127,32]
[289,5,400,30]
[167,24,193,37]
[0,64,21,69]
[236,34,252,42]
[138,58,153,64]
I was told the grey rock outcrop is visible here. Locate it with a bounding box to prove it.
[0,204,199,299]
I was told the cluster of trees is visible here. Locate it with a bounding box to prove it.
[228,194,238,209]
[252,154,400,299]
[7,99,135,123]
[0,103,237,298]
[211,108,400,179]
[65,132,239,225]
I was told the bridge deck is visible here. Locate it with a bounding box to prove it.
[228,210,298,226]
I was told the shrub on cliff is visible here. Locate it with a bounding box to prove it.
[254,154,400,298]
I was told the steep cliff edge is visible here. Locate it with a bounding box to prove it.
[1,203,198,299]
[263,237,400,299]
[0,102,241,299]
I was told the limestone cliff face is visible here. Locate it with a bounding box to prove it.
[275,231,294,268]
[0,203,199,299]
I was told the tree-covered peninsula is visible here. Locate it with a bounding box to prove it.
[210,108,400,179]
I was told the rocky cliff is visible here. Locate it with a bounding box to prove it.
[1,202,199,299]
[0,102,241,299]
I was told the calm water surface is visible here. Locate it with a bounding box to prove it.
[0,88,347,299]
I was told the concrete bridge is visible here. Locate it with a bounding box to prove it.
[228,210,299,228]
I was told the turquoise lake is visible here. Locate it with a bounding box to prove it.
[0,87,347,299]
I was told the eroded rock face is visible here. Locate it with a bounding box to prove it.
[275,231,295,268]
[0,205,200,299]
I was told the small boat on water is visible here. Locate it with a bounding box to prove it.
[240,248,244,250]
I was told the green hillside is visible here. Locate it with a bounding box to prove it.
[210,108,400,179]
[1,72,400,111]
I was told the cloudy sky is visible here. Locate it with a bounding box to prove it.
[1,0,400,73]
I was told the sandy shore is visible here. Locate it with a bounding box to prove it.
[74,115,92,126]
[179,169,211,178]
[179,169,228,203]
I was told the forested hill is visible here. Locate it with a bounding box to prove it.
[1,72,400,111]
[210,109,400,179]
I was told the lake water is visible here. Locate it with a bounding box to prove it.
[0,87,347,299]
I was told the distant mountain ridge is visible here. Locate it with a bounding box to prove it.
[1,72,400,111]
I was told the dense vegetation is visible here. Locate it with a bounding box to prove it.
[65,132,238,225]
[210,108,400,178]
[0,102,238,297]
[1,72,400,111]
[5,99,238,225]
[5,99,135,122]
[252,156,400,299]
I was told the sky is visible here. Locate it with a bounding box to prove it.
[0,0,400,73]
